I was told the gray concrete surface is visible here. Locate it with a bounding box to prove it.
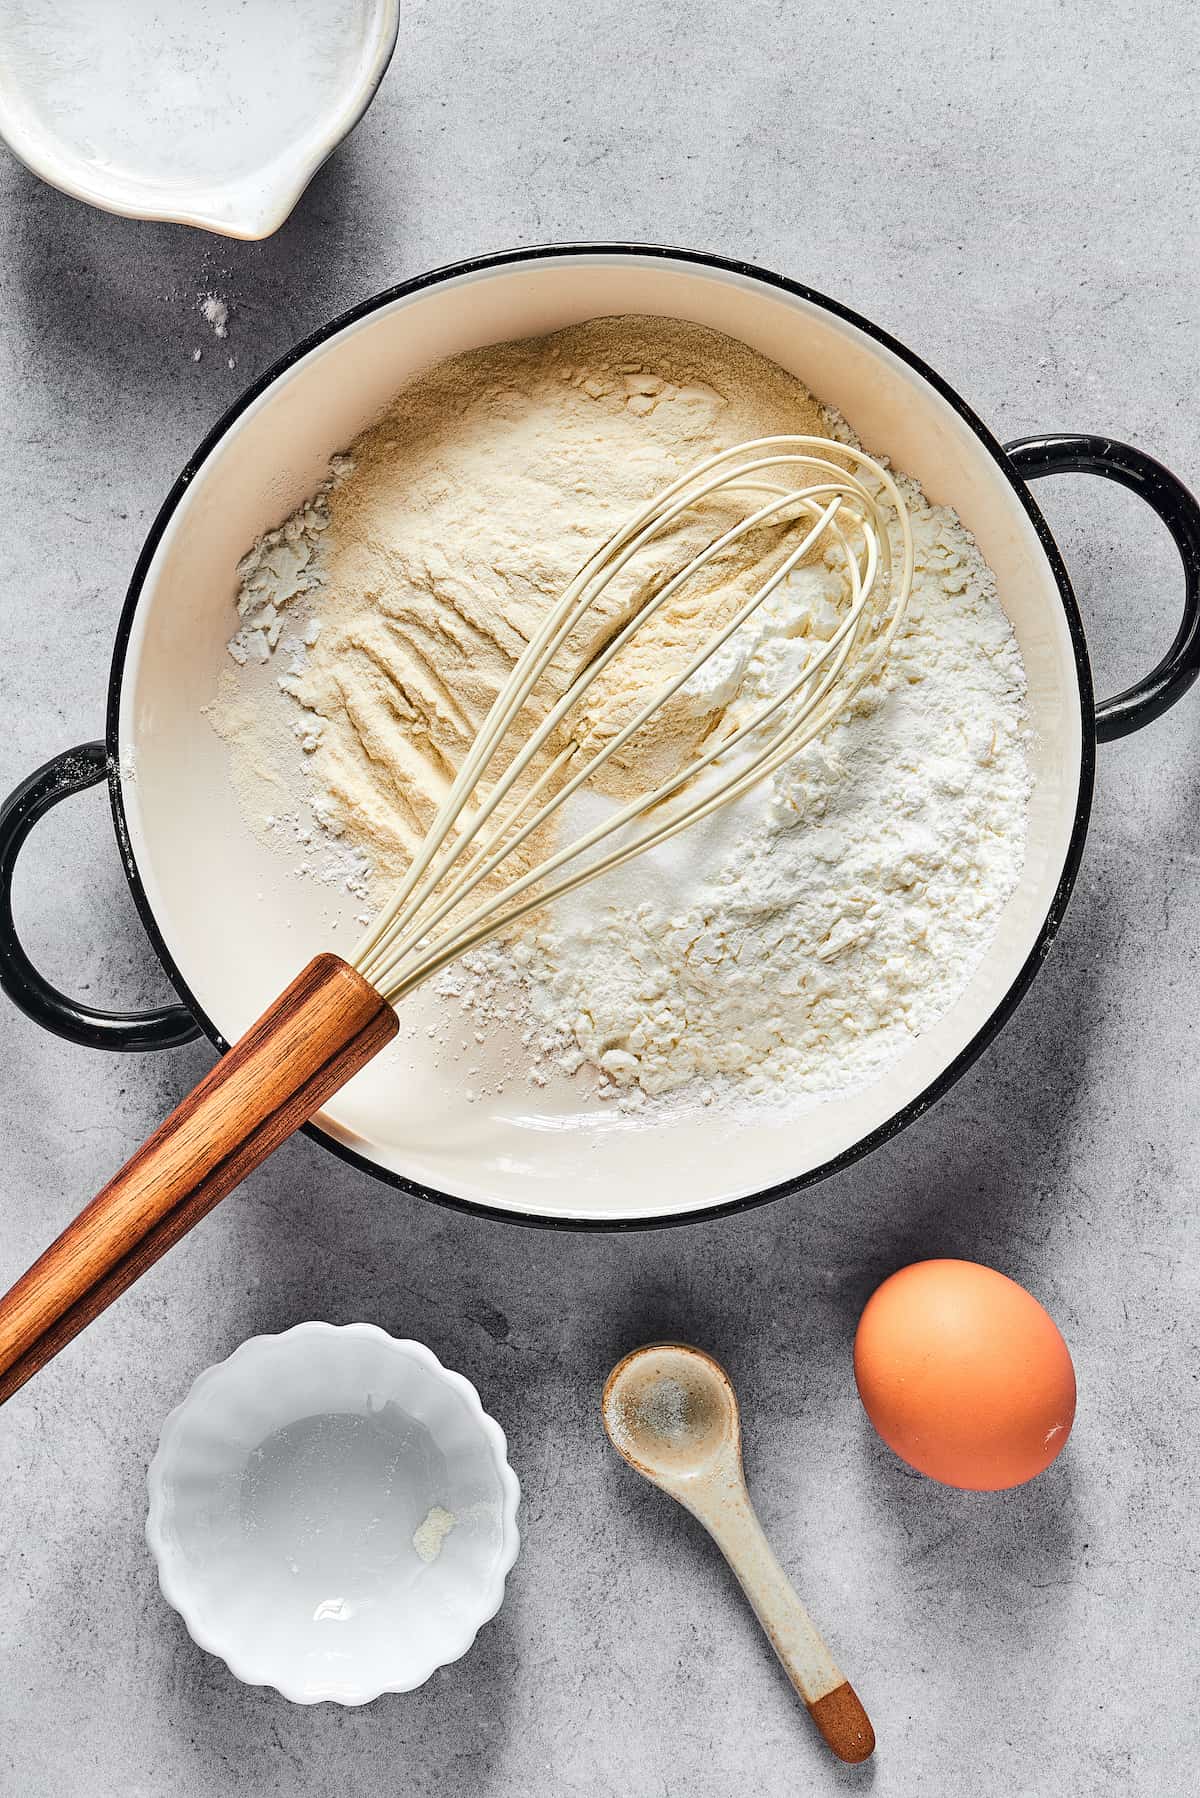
[1,3,1198,1793]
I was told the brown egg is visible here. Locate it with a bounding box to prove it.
[853,1259,1076,1491]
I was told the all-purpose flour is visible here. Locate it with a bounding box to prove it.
[209,317,1030,1113]
[501,490,1028,1105]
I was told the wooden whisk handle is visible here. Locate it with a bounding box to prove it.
[0,954,397,1406]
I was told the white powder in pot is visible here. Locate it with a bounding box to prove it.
[500,491,1031,1105]
[208,316,1030,1113]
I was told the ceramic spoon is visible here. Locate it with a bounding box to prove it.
[602,1342,874,1765]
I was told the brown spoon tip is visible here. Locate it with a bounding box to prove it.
[807,1681,875,1764]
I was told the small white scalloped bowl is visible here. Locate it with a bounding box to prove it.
[146,1324,520,1703]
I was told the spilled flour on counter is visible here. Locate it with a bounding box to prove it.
[208,316,1030,1113]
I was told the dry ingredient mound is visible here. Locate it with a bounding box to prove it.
[209,315,1031,1111]
[215,316,832,886]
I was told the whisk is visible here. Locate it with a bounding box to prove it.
[0,436,912,1405]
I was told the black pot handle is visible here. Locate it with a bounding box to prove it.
[1005,434,1200,741]
[0,742,200,1051]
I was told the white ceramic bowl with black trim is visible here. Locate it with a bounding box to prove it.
[2,246,1198,1226]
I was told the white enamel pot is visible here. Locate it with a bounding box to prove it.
[3,246,1199,1228]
